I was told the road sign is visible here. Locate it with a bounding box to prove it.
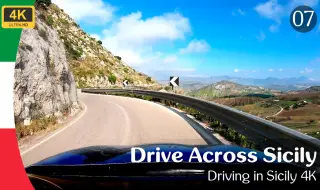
[169,76,179,87]
[123,80,128,87]
[1,6,35,29]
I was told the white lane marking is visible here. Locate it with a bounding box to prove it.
[84,93,131,145]
[20,101,88,156]
[106,101,131,145]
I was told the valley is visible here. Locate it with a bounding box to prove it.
[185,81,320,139]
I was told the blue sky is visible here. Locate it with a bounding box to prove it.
[53,0,320,80]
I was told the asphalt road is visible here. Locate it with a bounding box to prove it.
[21,93,207,166]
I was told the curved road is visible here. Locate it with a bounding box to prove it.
[21,93,207,166]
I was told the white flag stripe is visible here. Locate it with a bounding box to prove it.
[0,62,15,129]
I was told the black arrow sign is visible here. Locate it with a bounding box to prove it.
[123,80,128,87]
[169,76,179,87]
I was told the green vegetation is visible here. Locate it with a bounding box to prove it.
[61,36,83,60]
[46,15,54,26]
[20,42,33,51]
[124,76,133,84]
[108,74,117,84]
[98,40,103,45]
[123,68,129,73]
[77,80,89,88]
[189,81,272,100]
[115,56,122,61]
[98,70,105,77]
[164,86,172,91]
[57,18,69,26]
[36,0,52,6]
[38,28,48,41]
[146,77,152,82]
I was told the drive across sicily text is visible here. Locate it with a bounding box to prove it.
[130,147,317,167]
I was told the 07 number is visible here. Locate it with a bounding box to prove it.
[292,10,314,27]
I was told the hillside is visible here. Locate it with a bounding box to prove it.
[300,86,320,93]
[188,80,273,99]
[42,3,160,89]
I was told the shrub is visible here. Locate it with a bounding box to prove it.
[38,28,48,41]
[115,56,122,60]
[98,70,104,77]
[146,77,152,82]
[123,68,129,73]
[36,0,52,6]
[46,15,54,26]
[62,38,83,60]
[164,86,172,91]
[108,74,116,84]
[98,40,103,45]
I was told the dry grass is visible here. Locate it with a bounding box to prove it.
[16,116,57,140]
[234,104,280,117]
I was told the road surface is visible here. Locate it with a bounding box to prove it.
[21,92,207,166]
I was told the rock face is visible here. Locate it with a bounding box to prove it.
[14,11,79,123]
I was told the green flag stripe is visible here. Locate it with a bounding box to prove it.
[0,0,35,62]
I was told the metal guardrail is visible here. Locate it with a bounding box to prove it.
[81,88,320,166]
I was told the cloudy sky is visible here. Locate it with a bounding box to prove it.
[53,0,320,80]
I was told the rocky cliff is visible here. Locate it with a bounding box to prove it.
[14,9,80,124]
[14,2,162,125]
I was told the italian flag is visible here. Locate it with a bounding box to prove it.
[0,0,35,189]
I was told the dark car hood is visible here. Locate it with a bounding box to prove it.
[30,144,269,166]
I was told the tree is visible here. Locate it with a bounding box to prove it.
[36,0,52,6]
[146,77,152,82]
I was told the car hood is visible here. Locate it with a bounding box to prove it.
[29,144,268,166]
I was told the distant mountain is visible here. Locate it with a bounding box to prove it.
[179,76,320,92]
[300,86,320,93]
[188,80,273,99]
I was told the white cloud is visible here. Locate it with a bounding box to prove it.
[278,68,284,71]
[101,11,191,66]
[180,39,210,54]
[254,0,284,22]
[163,55,177,63]
[90,34,101,41]
[232,8,245,16]
[234,69,240,73]
[256,30,266,41]
[53,0,115,25]
[300,68,313,73]
[254,0,319,31]
[238,8,245,15]
[268,69,274,72]
[288,0,319,9]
